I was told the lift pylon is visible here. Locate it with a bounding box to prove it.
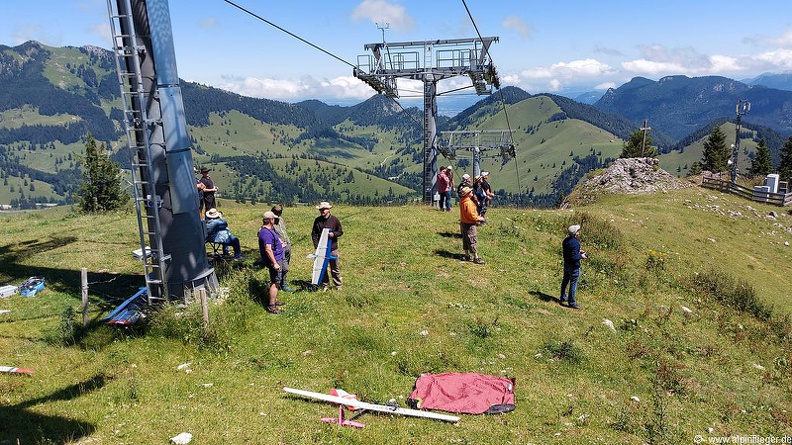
[438,130,515,178]
[354,37,499,205]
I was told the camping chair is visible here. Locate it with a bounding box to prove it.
[206,240,227,260]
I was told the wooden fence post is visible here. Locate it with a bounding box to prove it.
[199,288,209,328]
[81,268,89,328]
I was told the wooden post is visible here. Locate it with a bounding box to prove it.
[81,268,89,328]
[199,288,209,328]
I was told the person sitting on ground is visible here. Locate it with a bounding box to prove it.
[205,208,242,260]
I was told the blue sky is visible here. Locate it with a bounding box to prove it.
[4,0,792,110]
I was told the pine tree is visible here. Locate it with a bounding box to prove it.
[620,129,656,158]
[76,135,127,213]
[778,136,792,183]
[749,137,773,176]
[701,126,730,173]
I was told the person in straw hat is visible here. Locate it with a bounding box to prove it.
[311,201,344,291]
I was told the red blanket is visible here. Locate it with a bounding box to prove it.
[407,372,515,414]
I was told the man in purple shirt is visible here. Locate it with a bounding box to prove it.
[258,211,285,314]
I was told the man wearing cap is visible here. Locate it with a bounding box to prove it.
[437,167,450,212]
[271,204,294,292]
[198,167,218,211]
[457,173,472,196]
[311,201,343,290]
[459,186,486,264]
[560,224,587,309]
[259,211,285,314]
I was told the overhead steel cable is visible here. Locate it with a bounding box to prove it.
[461,0,522,195]
[222,0,357,70]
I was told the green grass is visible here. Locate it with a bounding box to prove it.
[1,165,792,444]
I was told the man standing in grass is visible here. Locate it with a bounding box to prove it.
[459,186,486,264]
[258,211,285,314]
[271,204,294,292]
[198,167,218,211]
[311,201,343,291]
[437,167,450,211]
[560,224,587,309]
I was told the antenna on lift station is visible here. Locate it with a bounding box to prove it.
[376,22,389,44]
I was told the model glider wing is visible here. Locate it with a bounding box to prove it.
[0,366,35,375]
[306,228,337,285]
[283,387,460,423]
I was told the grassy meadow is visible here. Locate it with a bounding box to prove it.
[1,185,791,444]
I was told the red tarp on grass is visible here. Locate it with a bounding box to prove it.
[407,372,515,414]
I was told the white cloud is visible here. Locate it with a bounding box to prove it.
[216,75,374,101]
[89,22,111,45]
[501,16,532,39]
[621,59,685,75]
[755,49,792,70]
[549,59,615,78]
[594,82,616,90]
[547,79,561,91]
[351,0,414,32]
[199,18,218,30]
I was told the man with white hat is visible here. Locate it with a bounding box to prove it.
[560,224,588,309]
[311,201,344,290]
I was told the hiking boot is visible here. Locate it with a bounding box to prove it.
[559,299,567,306]
[266,305,283,314]
[473,258,485,265]
[569,303,581,310]
[462,255,472,262]
[281,284,294,292]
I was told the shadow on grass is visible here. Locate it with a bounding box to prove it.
[529,290,561,304]
[0,236,144,306]
[434,249,467,261]
[0,373,110,443]
[437,231,462,239]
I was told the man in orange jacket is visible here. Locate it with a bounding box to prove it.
[459,186,486,264]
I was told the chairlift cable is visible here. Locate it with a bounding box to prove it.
[461,0,522,195]
[222,0,357,70]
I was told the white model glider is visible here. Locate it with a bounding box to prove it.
[283,387,460,423]
[307,228,337,285]
[0,366,35,375]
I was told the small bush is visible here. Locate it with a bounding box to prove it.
[539,339,585,364]
[688,270,772,320]
[561,211,623,250]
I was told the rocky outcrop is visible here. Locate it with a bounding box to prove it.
[563,157,694,207]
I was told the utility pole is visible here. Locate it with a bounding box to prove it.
[732,99,751,183]
[640,119,651,157]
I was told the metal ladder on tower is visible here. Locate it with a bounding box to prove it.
[106,0,170,305]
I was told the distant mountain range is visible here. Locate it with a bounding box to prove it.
[1,40,791,209]
[594,75,792,140]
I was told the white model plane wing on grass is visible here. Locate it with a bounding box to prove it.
[306,228,337,285]
[0,366,35,375]
[283,387,460,423]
